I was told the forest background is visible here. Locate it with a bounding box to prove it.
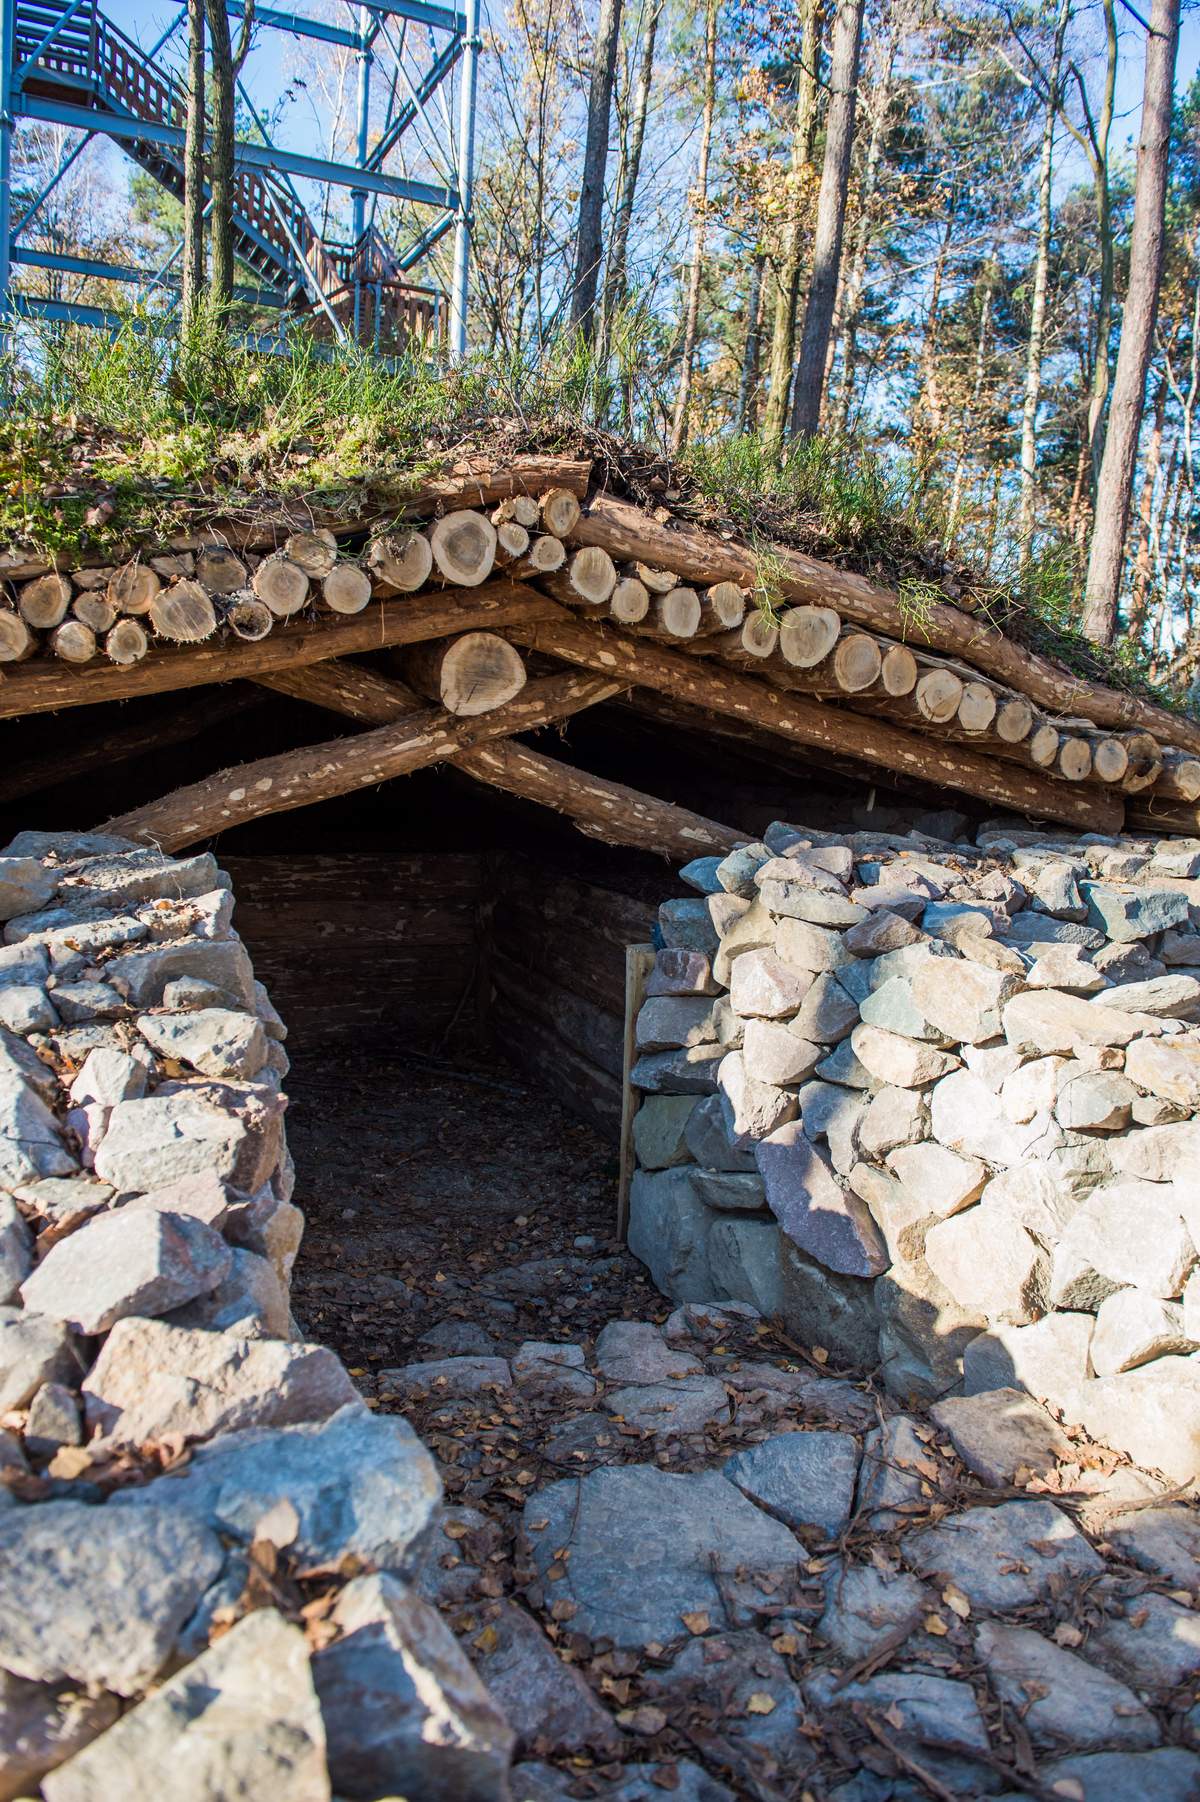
[9,0,1200,677]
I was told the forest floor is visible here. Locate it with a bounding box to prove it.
[286,1048,1200,1802]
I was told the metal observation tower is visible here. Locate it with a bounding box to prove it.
[0,0,480,354]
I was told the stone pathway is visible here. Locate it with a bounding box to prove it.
[288,1052,1200,1802]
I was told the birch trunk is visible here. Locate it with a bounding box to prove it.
[760,0,822,457]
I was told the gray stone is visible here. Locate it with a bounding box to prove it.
[930,1388,1072,1486]
[1097,973,1200,1017]
[636,996,727,1054]
[849,1023,958,1088]
[0,1196,31,1305]
[788,972,860,1043]
[1095,938,1168,983]
[757,879,865,929]
[0,984,57,1034]
[0,1067,77,1189]
[658,896,720,954]
[718,1050,798,1146]
[724,1429,859,1538]
[976,1620,1158,1751]
[1091,1287,1194,1375]
[683,1093,757,1171]
[418,1320,499,1358]
[136,1008,268,1079]
[595,1320,702,1383]
[712,901,775,986]
[962,1313,1093,1415]
[41,1609,329,1802]
[907,1498,1103,1611]
[1090,1590,1200,1691]
[1036,1749,1200,1802]
[628,1167,715,1299]
[0,1668,120,1802]
[715,843,772,897]
[20,1208,232,1334]
[755,1122,888,1277]
[729,949,813,1018]
[886,1142,987,1214]
[466,1598,620,1757]
[1107,1119,1200,1180]
[1050,1180,1196,1307]
[680,855,724,894]
[166,1245,291,1338]
[664,1299,760,1345]
[911,956,1024,1044]
[632,1095,698,1168]
[1003,989,1147,1054]
[223,1189,303,1287]
[1055,1068,1138,1131]
[632,1044,724,1094]
[63,849,221,906]
[94,1083,285,1194]
[522,1466,803,1646]
[512,1341,597,1403]
[742,1017,821,1086]
[1,830,136,860]
[67,1049,146,1109]
[121,1169,238,1228]
[511,1762,736,1802]
[380,1355,512,1402]
[1083,883,1191,941]
[24,1381,83,1460]
[815,1035,872,1088]
[776,1238,881,1367]
[646,948,720,998]
[0,1307,83,1411]
[50,982,127,1024]
[843,910,925,956]
[855,1415,935,1529]
[0,1498,223,1696]
[649,1629,807,1772]
[876,1257,985,1401]
[1107,1504,1200,1591]
[1032,859,1087,919]
[857,1086,928,1157]
[0,856,57,923]
[311,1574,513,1800]
[1027,943,1110,992]
[113,1403,440,1583]
[817,1558,930,1660]
[82,1317,356,1446]
[1161,929,1200,965]
[859,976,942,1041]
[773,914,852,973]
[925,1204,1046,1322]
[1072,1357,1200,1484]
[104,937,256,1009]
[692,1169,767,1212]
[604,1373,729,1437]
[805,1666,988,1755]
[1125,1033,1200,1109]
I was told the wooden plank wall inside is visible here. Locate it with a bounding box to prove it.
[488,853,658,1141]
[223,853,483,1052]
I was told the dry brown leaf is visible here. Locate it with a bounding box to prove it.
[681,1611,710,1636]
[924,1614,949,1636]
[617,1705,667,1736]
[942,1583,971,1620]
[746,1692,777,1715]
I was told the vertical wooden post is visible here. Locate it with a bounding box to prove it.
[617,941,656,1241]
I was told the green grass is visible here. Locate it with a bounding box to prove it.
[0,306,1186,713]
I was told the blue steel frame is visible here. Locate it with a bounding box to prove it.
[0,0,481,356]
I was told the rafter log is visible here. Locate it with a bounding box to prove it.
[254,659,746,859]
[502,610,1125,835]
[0,582,560,722]
[101,669,623,851]
[569,493,1200,756]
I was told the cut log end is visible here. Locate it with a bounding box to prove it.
[105,618,149,666]
[562,546,618,606]
[1029,724,1061,768]
[226,596,275,641]
[252,555,311,618]
[322,564,373,615]
[429,510,498,587]
[367,530,434,593]
[741,612,779,658]
[108,563,162,615]
[50,619,97,664]
[541,488,582,538]
[995,697,1034,744]
[701,582,748,633]
[149,579,219,644]
[284,529,338,578]
[404,630,528,716]
[833,632,883,694]
[653,587,701,638]
[880,643,918,697]
[957,681,997,735]
[635,563,679,595]
[610,577,650,624]
[0,610,35,663]
[195,547,248,595]
[1057,737,1093,783]
[496,522,531,562]
[18,573,72,630]
[780,604,840,669]
[73,593,118,635]
[915,667,964,724]
[1091,737,1131,785]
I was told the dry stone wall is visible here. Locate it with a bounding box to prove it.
[0,831,515,1800]
[629,819,1200,1486]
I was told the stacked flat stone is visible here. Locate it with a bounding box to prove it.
[0,833,514,1800]
[629,817,1200,1485]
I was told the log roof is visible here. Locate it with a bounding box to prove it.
[2,453,1199,847]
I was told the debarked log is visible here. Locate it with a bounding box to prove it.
[101,668,622,849]
[503,609,1125,834]
[254,658,746,858]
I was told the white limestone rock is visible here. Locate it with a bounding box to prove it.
[728,949,814,1019]
[849,1022,959,1089]
[925,1203,1046,1322]
[1049,1179,1197,1308]
[857,1084,929,1157]
[1125,1033,1200,1109]
[136,1008,268,1080]
[1091,1287,1195,1375]
[20,1208,232,1335]
[962,1312,1093,1415]
[1000,1054,1068,1122]
[718,1050,797,1147]
[910,955,1024,1044]
[94,1082,285,1194]
[1072,1357,1200,1484]
[741,1017,822,1086]
[1003,989,1149,1055]
[1054,1068,1138,1131]
[886,1141,987,1214]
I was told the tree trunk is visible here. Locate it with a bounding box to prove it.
[1127,368,1168,644]
[760,0,822,458]
[945,270,994,542]
[1084,0,1119,486]
[736,254,766,431]
[789,0,865,440]
[1082,0,1180,645]
[600,0,662,344]
[669,0,720,452]
[181,0,207,327]
[570,0,625,340]
[1018,0,1071,569]
[204,0,254,307]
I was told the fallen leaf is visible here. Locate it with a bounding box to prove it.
[1053,1622,1083,1648]
[746,1692,777,1715]
[942,1583,971,1620]
[617,1705,667,1736]
[681,1611,710,1635]
[924,1613,949,1636]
